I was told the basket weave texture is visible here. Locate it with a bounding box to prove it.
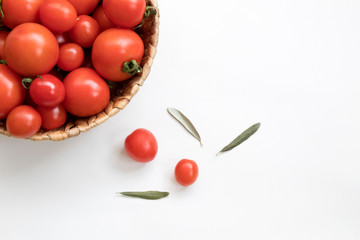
[0,0,159,141]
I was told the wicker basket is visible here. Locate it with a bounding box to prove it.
[0,0,159,141]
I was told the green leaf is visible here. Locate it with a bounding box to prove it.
[217,122,261,155]
[117,191,169,200]
[167,107,202,146]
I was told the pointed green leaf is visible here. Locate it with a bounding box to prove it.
[117,191,169,200]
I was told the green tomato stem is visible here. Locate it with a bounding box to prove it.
[134,6,157,30]
[122,60,142,75]
[22,78,33,90]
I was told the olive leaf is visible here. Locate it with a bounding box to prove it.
[167,108,202,146]
[217,123,261,155]
[117,191,169,200]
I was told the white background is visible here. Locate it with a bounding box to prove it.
[1,0,360,239]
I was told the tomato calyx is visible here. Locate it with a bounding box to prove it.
[0,59,6,65]
[22,77,33,90]
[123,60,142,75]
[133,6,157,30]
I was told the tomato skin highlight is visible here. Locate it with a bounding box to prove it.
[174,159,199,186]
[91,28,144,82]
[0,65,26,120]
[29,74,65,107]
[69,15,101,48]
[37,105,67,130]
[67,0,100,15]
[2,0,44,29]
[6,105,42,138]
[124,128,158,163]
[103,0,146,29]
[63,68,110,117]
[39,0,77,32]
[57,43,85,71]
[3,23,59,76]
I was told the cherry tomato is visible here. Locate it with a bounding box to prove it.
[36,105,67,130]
[57,43,85,71]
[6,105,42,138]
[29,74,65,107]
[174,159,199,186]
[52,31,71,46]
[92,28,144,82]
[39,0,77,32]
[92,5,116,32]
[0,65,26,120]
[0,31,9,59]
[3,23,59,76]
[1,0,44,29]
[69,15,101,48]
[124,128,158,163]
[66,0,100,15]
[103,0,146,28]
[63,68,110,117]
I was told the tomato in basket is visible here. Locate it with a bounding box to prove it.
[6,105,42,138]
[67,0,100,15]
[69,15,101,48]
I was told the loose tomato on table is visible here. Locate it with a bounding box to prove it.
[3,23,59,76]
[69,15,101,48]
[67,0,100,15]
[174,159,199,186]
[62,68,110,117]
[124,128,158,163]
[91,28,144,82]
[36,105,67,131]
[0,65,26,120]
[1,0,44,29]
[57,43,85,71]
[6,105,42,138]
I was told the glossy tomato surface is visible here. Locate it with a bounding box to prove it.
[0,65,26,120]
[39,0,77,32]
[3,23,59,76]
[63,68,110,117]
[2,0,44,29]
[174,159,199,186]
[92,28,144,81]
[124,128,158,163]
[0,31,9,59]
[69,15,101,48]
[52,31,71,46]
[29,74,65,107]
[6,105,42,138]
[37,105,67,130]
[92,5,116,32]
[103,0,146,28]
[67,0,100,15]
[57,43,85,71]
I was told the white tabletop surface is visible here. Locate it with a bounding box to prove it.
[1,0,360,239]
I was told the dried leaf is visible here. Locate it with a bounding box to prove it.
[117,191,169,200]
[217,123,261,155]
[167,107,202,146]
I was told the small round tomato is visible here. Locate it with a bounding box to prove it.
[39,0,77,32]
[2,0,44,29]
[3,23,59,76]
[0,31,9,59]
[174,159,199,186]
[57,43,85,71]
[29,74,65,107]
[6,105,42,138]
[63,68,110,117]
[0,65,26,120]
[124,128,158,163]
[92,5,116,31]
[103,0,146,28]
[69,15,100,48]
[52,31,71,46]
[36,105,67,130]
[91,28,144,82]
[66,0,99,15]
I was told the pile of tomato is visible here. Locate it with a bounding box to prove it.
[0,0,154,138]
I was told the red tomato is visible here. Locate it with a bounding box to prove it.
[1,0,44,29]
[69,15,101,48]
[36,105,67,130]
[0,31,9,59]
[103,0,146,28]
[0,65,26,120]
[63,68,110,117]
[92,5,116,32]
[174,159,199,186]
[6,105,42,138]
[57,43,84,71]
[66,0,99,15]
[91,28,144,81]
[29,74,65,107]
[52,31,71,46]
[124,128,158,163]
[39,0,77,32]
[3,23,59,76]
